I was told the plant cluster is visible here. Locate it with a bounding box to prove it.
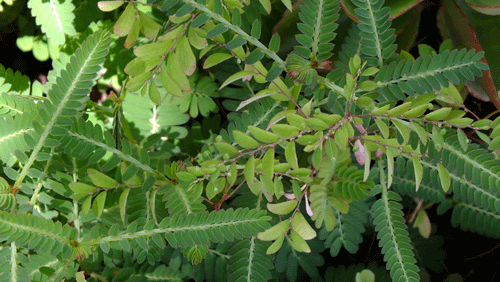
[0,0,500,281]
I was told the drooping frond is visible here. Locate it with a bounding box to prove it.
[0,211,76,259]
[451,202,500,238]
[372,182,420,282]
[351,0,397,67]
[228,237,273,282]
[295,0,340,62]
[27,0,76,44]
[320,200,369,256]
[375,49,488,100]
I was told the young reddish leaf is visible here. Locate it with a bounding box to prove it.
[98,1,124,11]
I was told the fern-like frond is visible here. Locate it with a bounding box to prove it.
[392,156,449,203]
[451,202,500,238]
[332,165,374,201]
[27,0,76,44]
[0,211,76,259]
[16,30,111,186]
[0,65,32,96]
[0,112,36,164]
[90,208,271,248]
[0,177,15,211]
[375,49,487,100]
[320,200,369,256]
[426,133,500,213]
[161,183,206,215]
[372,183,420,282]
[352,0,397,67]
[295,0,340,61]
[0,92,38,117]
[228,237,273,282]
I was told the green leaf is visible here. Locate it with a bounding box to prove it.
[124,55,162,76]
[436,163,450,193]
[69,182,97,194]
[262,148,275,179]
[233,130,260,148]
[266,65,283,81]
[82,195,92,215]
[176,35,196,75]
[119,188,130,223]
[289,230,310,253]
[271,124,299,138]
[269,33,280,53]
[226,35,246,50]
[248,126,280,143]
[227,163,237,186]
[292,212,316,240]
[88,169,118,188]
[138,11,161,38]
[285,141,298,170]
[206,23,228,38]
[148,81,162,105]
[267,200,298,215]
[245,156,255,186]
[386,102,412,116]
[245,49,264,64]
[266,236,285,255]
[191,13,210,28]
[424,107,452,121]
[220,71,255,89]
[374,119,389,139]
[257,219,290,241]
[214,142,239,156]
[457,129,469,151]
[93,191,107,218]
[204,53,233,69]
[412,155,423,192]
[259,0,271,14]
[251,20,262,39]
[167,53,191,91]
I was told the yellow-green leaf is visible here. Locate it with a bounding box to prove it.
[176,35,196,75]
[285,141,298,170]
[233,130,260,148]
[436,163,450,193]
[134,40,170,57]
[93,191,107,218]
[266,236,285,255]
[305,117,329,131]
[148,81,162,105]
[413,210,431,239]
[113,3,135,37]
[245,156,255,186]
[292,212,316,240]
[214,142,239,156]
[139,11,161,38]
[267,200,298,215]
[88,169,118,188]
[167,54,191,91]
[160,67,183,97]
[204,53,233,69]
[412,155,423,192]
[258,0,271,14]
[270,124,299,138]
[69,182,97,194]
[386,102,412,116]
[82,195,92,215]
[248,126,280,143]
[288,230,310,253]
[220,70,255,89]
[257,219,290,241]
[119,188,130,223]
[227,163,237,186]
[124,55,162,76]
[424,107,452,121]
